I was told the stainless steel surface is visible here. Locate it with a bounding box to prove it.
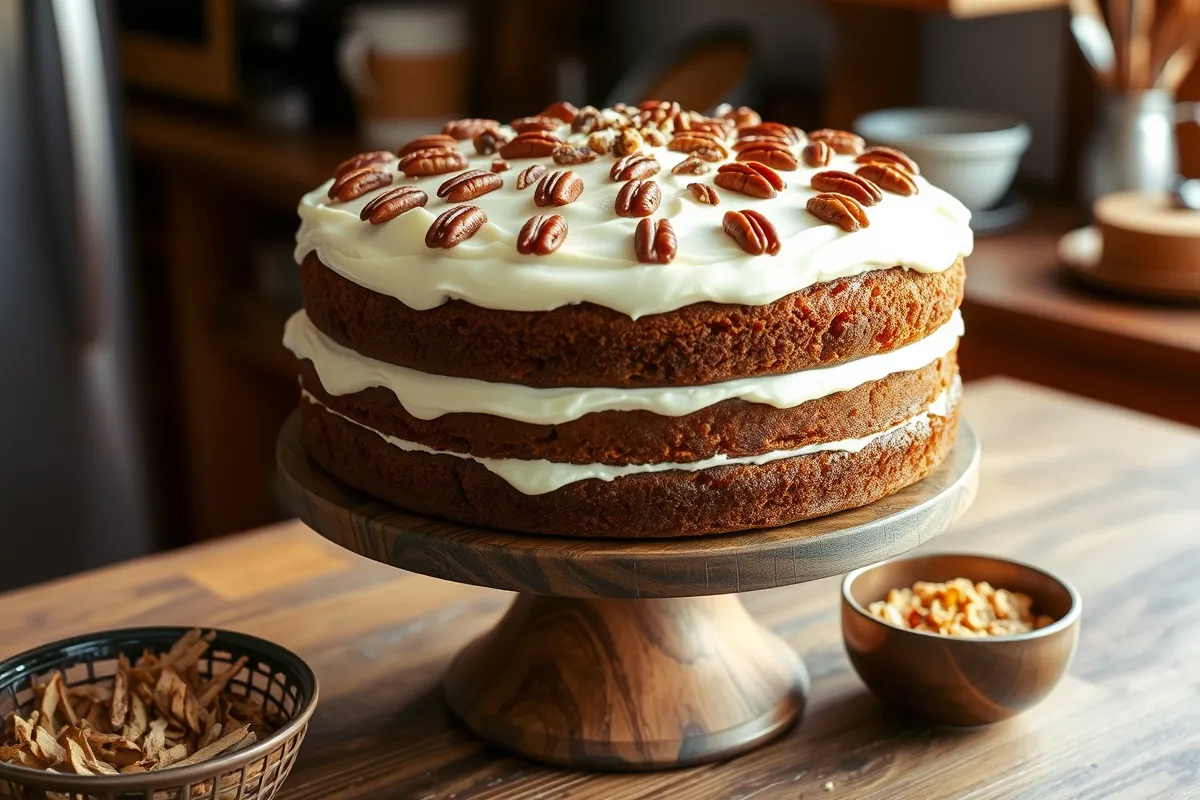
[0,0,154,589]
[1081,89,1200,208]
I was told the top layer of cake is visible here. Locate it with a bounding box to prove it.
[296,102,973,319]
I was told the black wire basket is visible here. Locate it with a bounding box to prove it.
[0,627,318,800]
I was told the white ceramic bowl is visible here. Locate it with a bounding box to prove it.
[852,108,1031,211]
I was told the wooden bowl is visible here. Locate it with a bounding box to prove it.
[841,554,1081,726]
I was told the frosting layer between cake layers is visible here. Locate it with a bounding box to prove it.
[283,308,963,424]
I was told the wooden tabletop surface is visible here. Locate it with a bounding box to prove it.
[3,377,1199,799]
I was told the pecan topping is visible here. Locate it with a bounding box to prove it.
[634,218,677,264]
[672,156,709,175]
[737,123,804,144]
[491,159,511,173]
[443,118,499,140]
[614,128,643,157]
[669,133,730,159]
[399,148,468,177]
[517,213,568,255]
[737,146,798,171]
[472,126,509,155]
[806,192,870,232]
[688,183,719,205]
[572,106,602,134]
[437,169,503,202]
[637,100,682,129]
[425,205,487,248]
[334,151,392,178]
[360,186,428,224]
[808,128,865,155]
[552,144,598,165]
[510,115,562,133]
[587,132,613,154]
[328,167,392,202]
[855,162,919,196]
[810,170,883,206]
[723,209,781,255]
[499,131,562,159]
[398,134,458,157]
[732,135,792,152]
[723,106,762,128]
[801,140,833,167]
[692,147,728,163]
[534,170,584,207]
[714,162,781,198]
[641,128,668,147]
[688,119,735,137]
[539,101,579,123]
[611,153,661,181]
[615,179,662,217]
[516,164,548,190]
[857,145,921,175]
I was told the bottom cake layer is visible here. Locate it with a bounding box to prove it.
[298,392,960,538]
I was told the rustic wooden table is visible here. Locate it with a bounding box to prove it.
[2,378,1198,799]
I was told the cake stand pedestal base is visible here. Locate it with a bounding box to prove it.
[276,412,980,771]
[444,594,808,770]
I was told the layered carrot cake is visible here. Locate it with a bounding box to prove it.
[283,101,971,537]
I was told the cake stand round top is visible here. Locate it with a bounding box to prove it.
[277,412,979,599]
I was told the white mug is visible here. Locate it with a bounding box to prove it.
[338,4,468,149]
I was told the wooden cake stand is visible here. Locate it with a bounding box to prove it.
[276,413,980,770]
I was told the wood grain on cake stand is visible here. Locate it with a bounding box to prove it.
[276,413,980,770]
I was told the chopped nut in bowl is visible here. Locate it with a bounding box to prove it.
[0,627,317,800]
[842,553,1081,726]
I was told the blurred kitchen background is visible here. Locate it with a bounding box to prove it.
[1,0,1196,590]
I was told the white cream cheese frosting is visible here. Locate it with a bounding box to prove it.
[284,308,963,424]
[302,384,956,495]
[295,127,973,319]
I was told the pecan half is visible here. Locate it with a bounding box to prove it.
[510,115,562,133]
[572,106,602,134]
[360,186,428,224]
[808,128,865,155]
[517,213,568,255]
[688,119,735,137]
[806,192,870,231]
[641,128,668,147]
[516,164,548,190]
[737,123,804,143]
[669,133,730,159]
[723,106,762,128]
[615,179,662,217]
[425,205,487,248]
[801,140,832,167]
[534,170,584,207]
[856,145,921,175]
[334,151,392,178]
[328,167,392,202]
[688,183,719,204]
[810,170,883,206]
[553,145,598,165]
[634,218,677,264]
[443,118,499,140]
[491,159,511,173]
[714,162,780,198]
[672,157,709,175]
[614,128,643,157]
[732,135,791,152]
[399,148,468,177]
[855,163,919,196]
[499,131,562,159]
[399,134,458,157]
[539,101,579,123]
[587,132,613,154]
[723,209,781,255]
[611,153,661,181]
[737,146,798,171]
[472,126,510,155]
[637,100,682,129]
[437,169,503,202]
[692,147,728,163]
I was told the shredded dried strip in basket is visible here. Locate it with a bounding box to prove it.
[0,629,281,777]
